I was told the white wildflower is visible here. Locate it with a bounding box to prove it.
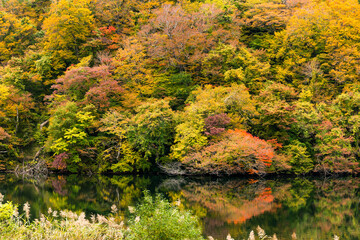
[135,216,140,223]
[60,210,66,218]
[23,202,30,219]
[60,220,66,228]
[208,237,214,240]
[77,212,89,226]
[111,204,118,214]
[108,217,122,228]
[78,212,86,221]
[70,211,78,220]
[115,232,124,239]
[13,205,19,218]
[248,230,255,240]
[46,219,51,227]
[227,234,234,240]
[52,210,58,218]
[40,214,45,223]
[128,206,135,213]
[334,235,340,240]
[257,226,266,239]
[97,214,107,224]
[48,207,52,215]
[59,210,77,219]
[291,232,297,239]
[90,214,96,223]
[175,199,181,207]
[272,234,278,240]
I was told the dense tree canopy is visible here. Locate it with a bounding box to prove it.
[1,0,360,175]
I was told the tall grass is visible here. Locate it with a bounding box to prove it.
[0,191,203,240]
[0,200,124,239]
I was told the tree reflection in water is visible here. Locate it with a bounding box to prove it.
[0,174,359,240]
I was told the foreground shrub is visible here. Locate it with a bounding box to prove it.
[126,191,204,240]
[0,201,14,221]
[0,191,204,240]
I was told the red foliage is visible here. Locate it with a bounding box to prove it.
[228,129,274,168]
[52,153,68,170]
[52,66,112,100]
[99,26,117,36]
[51,175,68,196]
[51,65,124,110]
[85,79,124,109]
[90,26,121,50]
[139,4,238,76]
[204,113,231,136]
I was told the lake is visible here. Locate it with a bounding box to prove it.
[0,174,359,239]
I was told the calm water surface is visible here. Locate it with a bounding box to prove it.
[0,174,359,239]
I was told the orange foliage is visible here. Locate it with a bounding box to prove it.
[0,127,10,141]
[228,129,274,167]
[183,129,275,175]
[182,182,282,225]
[227,187,279,224]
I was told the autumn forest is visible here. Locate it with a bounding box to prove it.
[1,0,360,176]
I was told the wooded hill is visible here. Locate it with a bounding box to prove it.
[1,0,360,175]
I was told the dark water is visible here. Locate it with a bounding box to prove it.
[0,174,359,240]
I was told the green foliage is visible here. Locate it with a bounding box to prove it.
[202,43,238,84]
[126,191,204,240]
[127,100,175,163]
[202,44,270,92]
[98,111,149,173]
[253,82,298,143]
[284,178,314,211]
[0,202,15,221]
[224,47,270,93]
[171,114,208,161]
[46,102,96,172]
[109,142,142,173]
[315,126,357,173]
[153,72,195,110]
[284,140,313,175]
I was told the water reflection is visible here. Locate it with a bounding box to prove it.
[0,174,359,240]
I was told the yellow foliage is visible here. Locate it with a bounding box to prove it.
[113,38,155,97]
[0,11,36,63]
[43,0,95,68]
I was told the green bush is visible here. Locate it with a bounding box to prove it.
[0,202,15,221]
[126,191,204,240]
